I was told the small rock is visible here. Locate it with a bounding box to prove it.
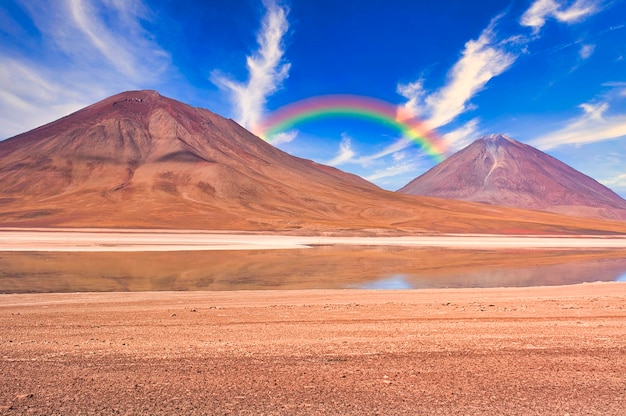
[16,393,33,400]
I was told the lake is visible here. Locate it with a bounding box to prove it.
[2,246,626,293]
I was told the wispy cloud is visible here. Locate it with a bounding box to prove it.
[579,43,595,59]
[63,0,168,82]
[0,59,88,138]
[601,173,626,191]
[19,0,169,83]
[364,162,417,182]
[397,16,518,131]
[357,138,413,165]
[602,81,626,97]
[520,0,599,34]
[520,0,560,31]
[442,118,481,150]
[0,0,172,138]
[395,0,604,152]
[530,101,626,150]
[268,130,298,146]
[325,134,423,187]
[327,136,415,168]
[212,0,290,131]
[327,134,357,166]
[554,0,598,22]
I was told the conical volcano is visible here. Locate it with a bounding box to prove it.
[2,94,625,234]
[399,134,626,220]
[0,90,385,230]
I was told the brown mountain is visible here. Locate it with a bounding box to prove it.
[1,92,626,234]
[399,134,626,220]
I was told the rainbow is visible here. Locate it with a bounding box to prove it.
[254,95,448,162]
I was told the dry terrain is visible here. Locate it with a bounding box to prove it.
[1,283,625,415]
[4,90,626,235]
[3,88,626,416]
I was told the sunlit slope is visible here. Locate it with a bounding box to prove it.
[1,91,626,234]
[400,134,626,221]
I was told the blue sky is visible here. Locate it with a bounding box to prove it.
[1,0,626,195]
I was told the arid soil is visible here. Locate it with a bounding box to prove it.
[1,283,625,415]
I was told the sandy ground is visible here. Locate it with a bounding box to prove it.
[2,229,626,251]
[1,283,625,415]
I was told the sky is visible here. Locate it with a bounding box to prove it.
[1,0,626,196]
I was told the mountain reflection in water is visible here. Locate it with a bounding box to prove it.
[1,246,626,293]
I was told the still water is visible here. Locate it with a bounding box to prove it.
[1,246,626,293]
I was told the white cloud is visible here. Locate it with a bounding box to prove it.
[443,118,481,150]
[325,134,430,186]
[602,81,626,87]
[398,17,517,129]
[323,133,426,186]
[396,80,427,121]
[530,101,626,150]
[0,0,172,138]
[268,130,298,146]
[327,134,357,166]
[392,151,407,162]
[554,0,598,23]
[327,135,417,168]
[0,59,90,138]
[364,162,417,182]
[521,0,599,34]
[579,43,595,59]
[357,138,413,165]
[22,0,169,83]
[601,173,626,189]
[394,0,603,147]
[602,82,626,97]
[212,0,290,131]
[520,0,560,31]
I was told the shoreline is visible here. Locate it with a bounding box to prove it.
[1,279,624,303]
[2,228,626,251]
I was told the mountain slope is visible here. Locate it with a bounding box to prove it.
[399,134,626,221]
[2,92,626,234]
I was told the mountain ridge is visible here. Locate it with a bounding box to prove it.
[399,134,626,221]
[2,91,626,235]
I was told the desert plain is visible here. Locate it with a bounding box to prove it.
[1,230,626,415]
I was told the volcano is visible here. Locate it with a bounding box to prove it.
[1,92,625,234]
[399,134,626,221]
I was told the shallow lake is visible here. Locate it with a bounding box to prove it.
[2,246,626,293]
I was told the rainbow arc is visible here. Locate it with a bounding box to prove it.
[254,95,448,163]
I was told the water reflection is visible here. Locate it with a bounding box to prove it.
[360,275,413,290]
[1,246,626,293]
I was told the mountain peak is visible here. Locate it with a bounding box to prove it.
[399,135,626,220]
[108,90,160,104]
[480,133,515,143]
[477,134,521,149]
[3,92,626,233]
[0,90,387,230]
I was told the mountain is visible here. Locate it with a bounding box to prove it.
[399,134,626,221]
[1,92,626,235]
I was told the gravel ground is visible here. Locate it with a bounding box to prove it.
[1,284,625,415]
